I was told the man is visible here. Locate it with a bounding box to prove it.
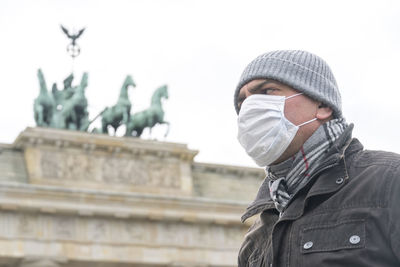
[234,50,400,266]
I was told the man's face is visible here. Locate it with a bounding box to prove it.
[237,79,330,164]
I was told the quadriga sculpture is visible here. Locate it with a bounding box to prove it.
[33,69,170,138]
[125,85,169,137]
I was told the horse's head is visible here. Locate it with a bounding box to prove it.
[159,85,169,99]
[150,85,169,105]
[124,75,136,89]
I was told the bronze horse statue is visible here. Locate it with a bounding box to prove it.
[125,85,169,137]
[34,69,55,127]
[100,75,136,134]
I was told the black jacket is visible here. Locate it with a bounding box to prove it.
[239,126,400,266]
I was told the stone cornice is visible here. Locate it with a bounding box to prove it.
[0,181,252,226]
[13,127,198,161]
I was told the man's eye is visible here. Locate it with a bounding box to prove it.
[261,88,277,94]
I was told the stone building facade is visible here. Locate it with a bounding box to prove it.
[0,127,264,267]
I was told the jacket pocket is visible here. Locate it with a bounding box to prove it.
[300,219,365,254]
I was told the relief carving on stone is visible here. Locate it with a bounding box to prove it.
[101,157,148,185]
[40,151,64,179]
[101,155,181,188]
[124,220,147,241]
[148,161,181,188]
[40,150,96,181]
[87,220,108,242]
[39,150,182,189]
[18,214,37,238]
[54,216,76,240]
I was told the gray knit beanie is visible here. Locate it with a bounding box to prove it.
[234,50,342,117]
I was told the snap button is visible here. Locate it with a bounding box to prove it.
[303,241,313,250]
[349,235,360,244]
[336,177,344,184]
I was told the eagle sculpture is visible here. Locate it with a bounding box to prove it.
[60,25,85,46]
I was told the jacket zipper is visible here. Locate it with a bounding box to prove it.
[269,138,353,266]
[270,161,339,266]
[278,161,340,218]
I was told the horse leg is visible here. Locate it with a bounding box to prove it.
[70,110,78,130]
[44,105,53,127]
[101,120,108,134]
[124,124,131,137]
[163,121,170,137]
[122,109,129,125]
[36,105,44,126]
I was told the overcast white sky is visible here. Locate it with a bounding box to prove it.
[1,0,400,168]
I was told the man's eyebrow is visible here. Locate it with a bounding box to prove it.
[248,81,274,94]
[237,80,276,108]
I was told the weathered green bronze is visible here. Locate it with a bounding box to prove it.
[34,69,89,131]
[100,75,136,134]
[52,73,75,110]
[34,73,169,137]
[125,85,170,137]
[34,69,55,127]
[50,72,89,131]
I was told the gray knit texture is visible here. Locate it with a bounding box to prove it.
[234,50,342,117]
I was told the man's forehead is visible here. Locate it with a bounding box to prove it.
[239,79,287,94]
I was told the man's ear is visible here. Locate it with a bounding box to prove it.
[316,103,333,120]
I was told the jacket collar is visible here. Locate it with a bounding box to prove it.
[241,123,358,223]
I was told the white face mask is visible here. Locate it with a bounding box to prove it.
[237,93,317,167]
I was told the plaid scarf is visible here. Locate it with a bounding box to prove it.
[268,118,348,213]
